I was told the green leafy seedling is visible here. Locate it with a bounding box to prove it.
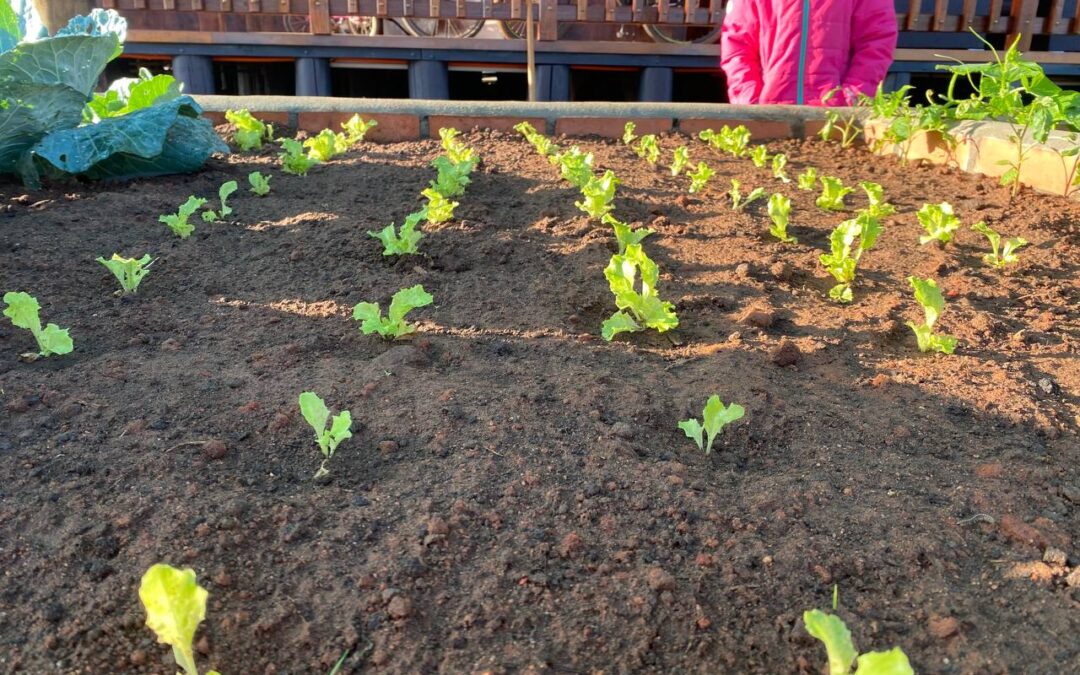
[906,276,957,354]
[688,162,714,194]
[279,138,320,176]
[972,221,1027,268]
[159,196,207,239]
[700,125,751,157]
[772,152,790,182]
[515,121,558,157]
[202,180,238,222]
[368,210,425,256]
[422,188,458,224]
[439,127,475,165]
[353,285,433,339]
[552,146,595,188]
[430,155,473,198]
[803,609,914,675]
[729,179,767,211]
[670,146,690,176]
[139,564,221,675]
[3,291,74,358]
[767,193,797,244]
[225,108,273,151]
[622,121,637,145]
[750,144,769,168]
[602,214,655,254]
[797,167,818,191]
[304,128,349,161]
[602,244,678,340]
[342,114,378,144]
[819,211,884,303]
[576,170,619,220]
[678,395,745,454]
[248,171,271,196]
[634,135,660,164]
[859,181,895,219]
[816,176,855,211]
[917,202,961,245]
[97,254,152,295]
[298,391,352,479]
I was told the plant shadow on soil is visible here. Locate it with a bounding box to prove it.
[0,129,1078,674]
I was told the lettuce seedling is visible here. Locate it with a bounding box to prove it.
[729,179,767,211]
[602,244,678,340]
[634,135,660,164]
[700,125,751,157]
[859,181,895,219]
[279,138,320,176]
[670,146,690,176]
[602,214,655,254]
[97,253,152,294]
[514,121,558,156]
[767,193,797,244]
[819,211,883,302]
[248,171,271,196]
[159,196,207,239]
[678,394,745,454]
[298,391,352,479]
[917,202,961,246]
[439,127,475,165]
[552,146,595,189]
[622,121,637,145]
[972,221,1027,268]
[688,162,715,193]
[750,145,769,168]
[816,176,855,211]
[430,155,473,198]
[797,167,818,191]
[201,180,238,222]
[906,276,957,354]
[304,128,349,161]
[342,114,378,144]
[772,153,790,182]
[803,609,914,675]
[353,284,433,339]
[3,291,74,358]
[422,188,459,224]
[368,210,425,256]
[139,564,221,675]
[226,108,273,151]
[576,170,619,220]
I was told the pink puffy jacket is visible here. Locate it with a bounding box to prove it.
[720,0,898,105]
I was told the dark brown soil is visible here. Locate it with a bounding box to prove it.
[1,126,1078,675]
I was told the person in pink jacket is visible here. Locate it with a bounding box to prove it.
[720,0,898,105]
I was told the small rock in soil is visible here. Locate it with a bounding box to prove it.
[609,422,634,439]
[203,440,228,460]
[1066,568,1080,587]
[558,532,584,558]
[427,516,450,536]
[387,596,412,619]
[928,615,960,639]
[734,263,752,279]
[739,305,775,329]
[769,261,792,282]
[769,339,801,367]
[1042,547,1068,567]
[646,567,676,592]
[378,440,399,454]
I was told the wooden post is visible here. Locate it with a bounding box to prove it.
[526,0,536,101]
[309,0,332,34]
[1007,0,1037,51]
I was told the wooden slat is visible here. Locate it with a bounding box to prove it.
[656,0,667,24]
[631,0,643,23]
[576,0,586,22]
[456,0,465,19]
[683,0,698,25]
[221,0,232,10]
[604,0,616,22]
[988,0,1004,31]
[959,0,975,30]
[1045,0,1064,33]
[161,0,174,9]
[510,0,521,20]
[538,0,556,39]
[905,0,919,30]
[309,0,331,33]
[932,0,947,30]
[1072,0,1080,34]
[376,0,387,16]
[347,0,358,13]
[430,0,439,18]
[1008,0,1037,49]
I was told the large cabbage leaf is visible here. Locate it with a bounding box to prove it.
[0,33,120,96]
[0,82,85,171]
[0,0,20,53]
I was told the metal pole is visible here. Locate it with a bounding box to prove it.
[526,0,537,102]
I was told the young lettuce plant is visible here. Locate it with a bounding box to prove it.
[750,145,769,168]
[602,244,678,341]
[342,114,378,144]
[670,146,690,176]
[3,291,74,358]
[767,193,797,244]
[422,188,458,224]
[972,222,1027,268]
[304,128,349,162]
[678,395,745,454]
[772,153,790,182]
[439,127,476,165]
[552,147,595,189]
[797,167,818,191]
[859,181,895,219]
[279,138,320,176]
[248,171,271,196]
[139,564,221,675]
[201,180,238,222]
[353,285,433,339]
[97,254,152,294]
[688,162,715,194]
[729,179,767,211]
[816,176,855,211]
[298,391,352,479]
[576,170,619,220]
[917,202,961,246]
[430,155,473,198]
[906,276,958,354]
[700,125,751,157]
[514,121,558,157]
[622,121,637,145]
[225,108,273,151]
[602,214,655,254]
[369,210,425,256]
[803,609,914,675]
[159,196,207,239]
[819,211,883,303]
[633,135,660,164]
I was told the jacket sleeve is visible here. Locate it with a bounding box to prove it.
[840,0,898,100]
[720,1,763,104]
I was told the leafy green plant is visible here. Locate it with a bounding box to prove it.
[298,391,353,479]
[700,125,751,157]
[803,609,913,675]
[279,138,319,176]
[688,162,714,194]
[859,181,895,219]
[159,196,206,239]
[139,564,221,675]
[729,179,766,211]
[772,153,790,182]
[248,171,271,196]
[816,176,855,211]
[353,285,433,339]
[3,291,73,357]
[917,202,961,245]
[369,210,425,256]
[603,214,655,254]
[818,92,863,148]
[576,170,619,220]
[622,121,637,145]
[97,253,152,294]
[750,144,769,168]
[797,167,818,191]
[601,244,678,340]
[514,121,558,156]
[201,180,238,222]
[972,221,1027,268]
[819,211,884,302]
[552,146,595,189]
[226,108,273,151]
[84,67,182,123]
[304,128,349,161]
[670,146,690,176]
[906,276,958,354]
[439,127,475,165]
[633,134,660,164]
[767,193,796,244]
[342,114,377,144]
[678,395,745,454]
[430,155,473,198]
[422,188,458,224]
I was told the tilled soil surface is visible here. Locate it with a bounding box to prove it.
[1,127,1078,674]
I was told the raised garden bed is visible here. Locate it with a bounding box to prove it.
[1,124,1078,673]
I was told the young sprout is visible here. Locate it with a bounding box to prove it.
[670,146,690,176]
[750,144,769,168]
[816,176,855,211]
[279,138,320,176]
[159,196,207,239]
[515,121,558,157]
[622,121,637,145]
[688,162,715,194]
[634,134,660,164]
[353,285,433,339]
[917,202,961,246]
[906,276,957,354]
[700,125,751,157]
[576,170,619,220]
[139,564,221,675]
[342,114,378,144]
[859,181,895,218]
[439,127,475,165]
[225,108,273,151]
[767,193,797,244]
[298,391,352,479]
[431,154,476,198]
[368,210,425,256]
[3,291,74,358]
[552,146,595,188]
[729,178,767,211]
[797,166,818,191]
[422,188,459,224]
[678,395,745,454]
[201,180,238,222]
[97,254,152,295]
[772,153,790,182]
[304,128,349,161]
[972,222,1027,268]
[602,214,655,254]
[819,211,883,303]
[803,609,914,675]
[602,244,678,341]
[248,171,271,196]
